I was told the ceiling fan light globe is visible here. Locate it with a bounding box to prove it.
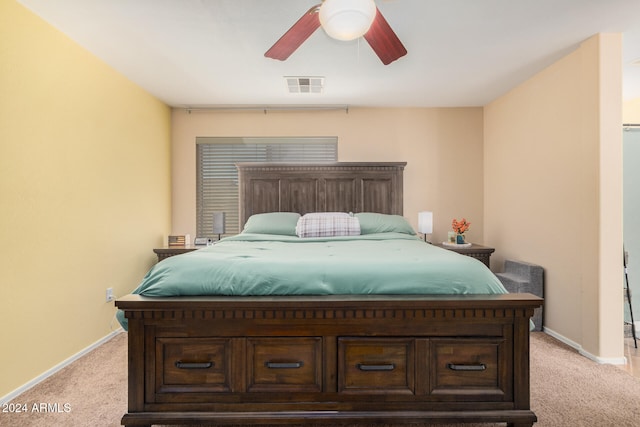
[319,0,377,41]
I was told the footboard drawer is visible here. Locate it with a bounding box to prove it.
[429,338,511,400]
[156,337,233,393]
[247,337,323,392]
[339,338,414,394]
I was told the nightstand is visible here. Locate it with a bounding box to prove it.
[434,243,495,268]
[153,246,199,262]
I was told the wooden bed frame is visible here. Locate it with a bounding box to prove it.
[116,162,542,427]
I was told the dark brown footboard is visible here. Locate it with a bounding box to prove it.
[116,293,542,427]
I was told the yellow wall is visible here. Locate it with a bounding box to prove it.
[171,107,485,245]
[0,1,171,397]
[484,34,623,360]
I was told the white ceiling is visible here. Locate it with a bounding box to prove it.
[17,0,640,108]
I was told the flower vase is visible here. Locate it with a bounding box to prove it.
[456,233,466,244]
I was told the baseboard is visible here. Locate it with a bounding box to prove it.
[543,326,627,365]
[0,328,124,405]
[542,327,582,350]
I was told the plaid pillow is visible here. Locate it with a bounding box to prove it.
[296,213,361,238]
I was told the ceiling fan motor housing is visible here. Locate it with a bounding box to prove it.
[319,0,377,41]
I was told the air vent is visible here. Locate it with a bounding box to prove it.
[285,76,324,94]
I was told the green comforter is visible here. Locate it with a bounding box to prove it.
[117,233,508,330]
[130,233,507,297]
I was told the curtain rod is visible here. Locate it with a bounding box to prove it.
[184,105,349,114]
[623,123,640,127]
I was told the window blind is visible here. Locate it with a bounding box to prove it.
[196,137,337,237]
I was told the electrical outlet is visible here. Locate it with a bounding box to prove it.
[106,287,115,302]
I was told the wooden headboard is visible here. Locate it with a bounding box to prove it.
[236,162,406,228]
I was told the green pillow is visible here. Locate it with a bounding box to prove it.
[355,212,416,235]
[242,212,301,236]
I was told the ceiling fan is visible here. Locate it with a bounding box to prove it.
[264,0,407,65]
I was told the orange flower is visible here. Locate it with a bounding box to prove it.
[452,218,471,234]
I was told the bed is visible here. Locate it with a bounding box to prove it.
[116,162,542,427]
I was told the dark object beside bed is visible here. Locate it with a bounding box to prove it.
[116,162,542,427]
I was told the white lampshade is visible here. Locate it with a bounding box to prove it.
[319,0,377,41]
[212,212,226,235]
[418,211,433,234]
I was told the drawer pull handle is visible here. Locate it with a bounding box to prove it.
[357,363,396,371]
[447,363,486,371]
[265,361,304,369]
[175,361,213,369]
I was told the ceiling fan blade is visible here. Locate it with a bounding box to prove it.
[363,7,407,65]
[265,5,321,61]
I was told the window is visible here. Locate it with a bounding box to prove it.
[196,137,338,237]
